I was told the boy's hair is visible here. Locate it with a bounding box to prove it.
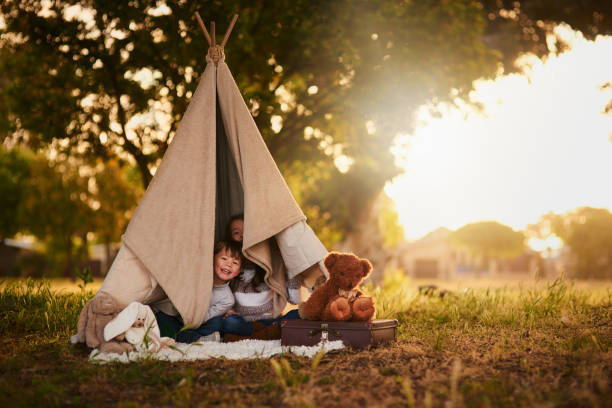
[226,213,244,242]
[214,240,243,265]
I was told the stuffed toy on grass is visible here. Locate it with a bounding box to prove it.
[71,292,135,354]
[298,252,376,322]
[103,302,175,353]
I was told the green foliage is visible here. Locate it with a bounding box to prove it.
[479,1,612,72]
[548,207,612,279]
[450,221,526,268]
[90,159,141,245]
[0,145,30,241]
[18,154,93,275]
[0,0,504,241]
[75,266,93,291]
[0,146,140,275]
[377,194,405,249]
[2,2,612,246]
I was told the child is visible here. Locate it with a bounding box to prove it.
[222,214,301,339]
[155,240,243,343]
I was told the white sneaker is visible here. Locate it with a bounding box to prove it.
[198,331,221,342]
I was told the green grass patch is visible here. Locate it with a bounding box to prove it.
[1,276,610,407]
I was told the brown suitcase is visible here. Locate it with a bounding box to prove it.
[281,319,398,350]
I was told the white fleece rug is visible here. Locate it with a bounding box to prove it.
[89,339,345,363]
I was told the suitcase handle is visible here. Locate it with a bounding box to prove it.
[308,323,341,340]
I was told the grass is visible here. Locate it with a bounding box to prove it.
[0,274,610,407]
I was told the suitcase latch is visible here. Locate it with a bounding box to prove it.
[308,323,340,344]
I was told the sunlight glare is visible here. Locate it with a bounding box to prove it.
[386,25,612,240]
[527,235,564,252]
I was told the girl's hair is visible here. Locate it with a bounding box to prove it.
[226,213,244,243]
[225,214,267,292]
[214,240,243,264]
[230,264,267,293]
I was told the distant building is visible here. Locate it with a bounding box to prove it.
[0,238,105,277]
[396,227,539,279]
[90,243,121,276]
[0,238,43,277]
[0,240,26,276]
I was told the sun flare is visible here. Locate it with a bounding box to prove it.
[386,26,612,240]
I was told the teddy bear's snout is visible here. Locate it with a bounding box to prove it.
[133,320,145,328]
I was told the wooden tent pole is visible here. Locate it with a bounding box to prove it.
[211,21,215,46]
[194,13,238,65]
[194,13,238,48]
[194,12,211,46]
[221,14,239,48]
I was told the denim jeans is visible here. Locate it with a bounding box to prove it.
[220,309,300,337]
[176,315,225,343]
[221,314,253,336]
[154,311,253,343]
[257,308,301,326]
[154,309,301,343]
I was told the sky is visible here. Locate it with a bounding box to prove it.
[385,25,612,241]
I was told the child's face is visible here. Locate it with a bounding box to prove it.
[230,219,244,242]
[213,248,242,282]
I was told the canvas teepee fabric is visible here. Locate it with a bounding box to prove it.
[93,22,327,328]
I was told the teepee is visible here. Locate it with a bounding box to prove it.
[91,14,327,327]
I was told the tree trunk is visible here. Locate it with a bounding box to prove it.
[64,236,74,277]
[135,158,152,189]
[81,231,88,261]
[335,195,390,286]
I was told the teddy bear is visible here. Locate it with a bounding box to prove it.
[298,252,376,322]
[71,292,135,354]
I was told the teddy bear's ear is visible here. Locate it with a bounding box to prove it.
[91,293,116,315]
[360,259,373,276]
[324,252,339,269]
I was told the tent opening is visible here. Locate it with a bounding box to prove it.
[214,92,244,242]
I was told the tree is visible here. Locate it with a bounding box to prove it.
[0,145,29,242]
[378,194,405,250]
[0,1,501,246]
[90,159,141,271]
[4,1,610,246]
[19,154,94,275]
[480,1,612,71]
[6,150,141,276]
[545,207,612,279]
[481,1,612,114]
[451,221,525,272]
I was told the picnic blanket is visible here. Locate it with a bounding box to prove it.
[89,339,345,363]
